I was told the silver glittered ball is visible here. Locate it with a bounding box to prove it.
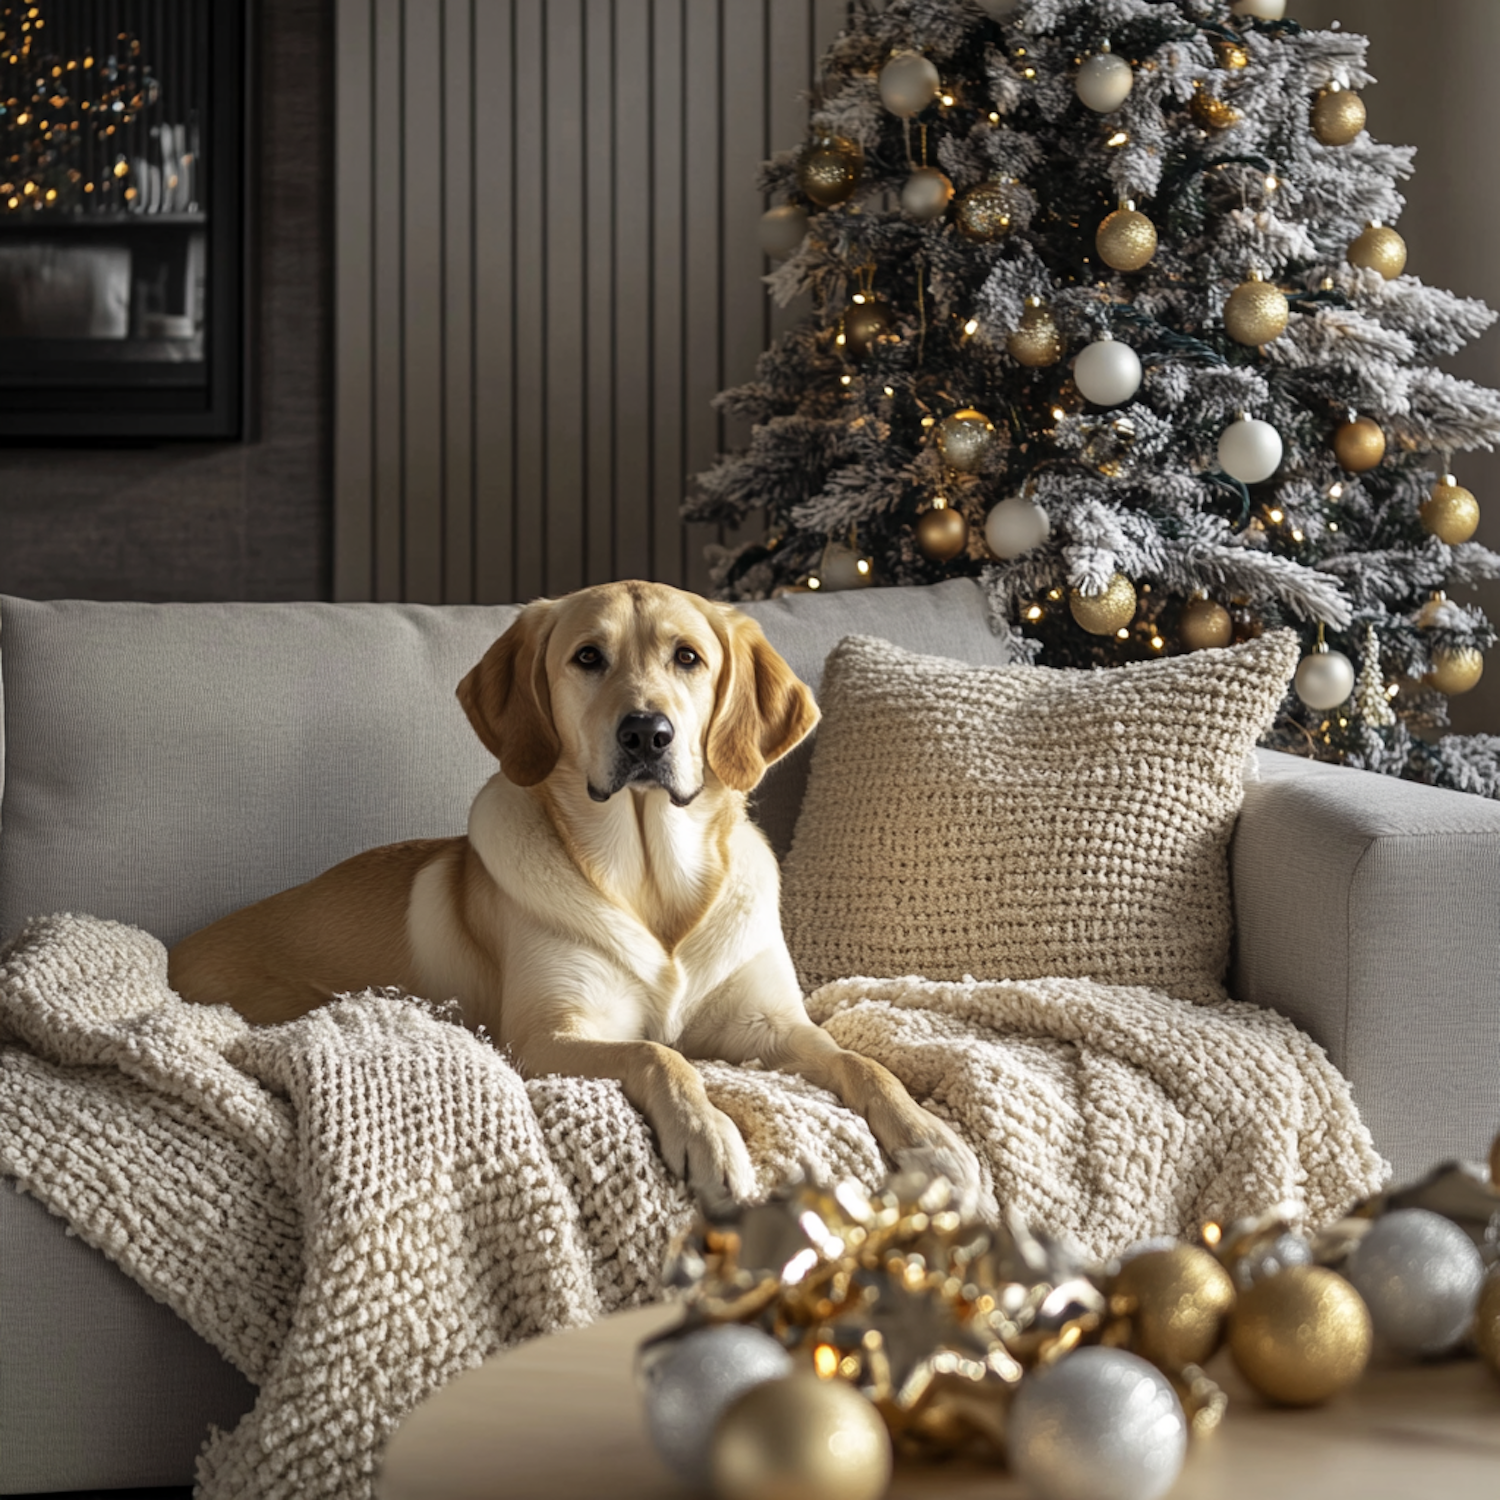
[1294,648,1355,711]
[642,1324,793,1486]
[1344,1208,1486,1357]
[1009,1347,1188,1500]
[1233,1232,1314,1290]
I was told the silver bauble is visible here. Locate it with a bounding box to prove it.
[1076,52,1134,114]
[757,203,807,260]
[1009,1347,1188,1500]
[984,494,1050,559]
[1294,648,1355,711]
[641,1324,793,1485]
[878,51,940,118]
[900,166,954,221]
[1343,1208,1486,1357]
[1232,1232,1314,1290]
[1074,337,1142,406]
[1217,417,1283,485]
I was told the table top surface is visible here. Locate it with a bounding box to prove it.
[378,1302,1500,1500]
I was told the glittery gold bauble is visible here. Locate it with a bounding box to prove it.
[1214,39,1250,70]
[1096,206,1158,273]
[1007,300,1062,367]
[1180,596,1234,651]
[1069,573,1137,634]
[916,504,969,562]
[1348,223,1407,280]
[1477,1272,1500,1378]
[1427,646,1485,695]
[1223,275,1289,346]
[1191,86,1240,130]
[1114,1246,1237,1368]
[955,179,1022,241]
[1333,417,1386,473]
[844,298,892,361]
[796,135,863,207]
[1227,1266,1372,1407]
[936,407,995,472]
[1311,86,1367,146]
[711,1374,893,1500]
[1420,477,1480,545]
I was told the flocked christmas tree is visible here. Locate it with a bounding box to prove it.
[686,0,1500,796]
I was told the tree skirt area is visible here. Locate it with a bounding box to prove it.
[0,914,1385,1500]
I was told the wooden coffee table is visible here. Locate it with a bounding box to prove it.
[378,1302,1500,1499]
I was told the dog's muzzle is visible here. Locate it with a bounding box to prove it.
[588,711,700,806]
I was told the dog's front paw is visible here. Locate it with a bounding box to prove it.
[661,1104,757,1216]
[891,1115,985,1211]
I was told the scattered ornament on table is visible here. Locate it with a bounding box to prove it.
[1110,1245,1235,1368]
[1420,473,1480,544]
[1427,645,1485,696]
[1230,1231,1314,1290]
[1223,271,1289,346]
[955,177,1024,241]
[1009,1347,1188,1500]
[1069,573,1137,635]
[1333,415,1386,473]
[1343,1208,1485,1357]
[818,541,874,591]
[1096,201,1157,272]
[1178,595,1234,652]
[878,51,941,118]
[1311,83,1367,146]
[936,407,996,471]
[844,297,893,361]
[1073,333,1142,406]
[1227,1265,1371,1406]
[900,165,953,221]
[757,203,807,259]
[1232,0,1285,18]
[1007,298,1063,367]
[796,134,862,206]
[1348,222,1407,280]
[1217,415,1283,484]
[916,502,969,562]
[1076,44,1134,114]
[1294,635,1355,710]
[1476,1273,1500,1378]
[1353,1159,1500,1258]
[1191,84,1240,130]
[985,492,1050,559]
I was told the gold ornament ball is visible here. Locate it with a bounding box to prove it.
[1477,1271,1500,1378]
[1427,646,1485,695]
[916,505,969,562]
[1348,223,1408,280]
[1180,596,1234,651]
[1096,206,1158,273]
[1224,276,1289,346]
[1312,87,1367,146]
[1420,478,1480,545]
[1191,87,1240,130]
[1215,39,1250,70]
[1228,1266,1372,1407]
[1114,1245,1237,1367]
[1069,573,1137,635]
[1334,417,1386,473]
[936,408,995,472]
[844,299,893,361]
[1008,301,1063,367]
[711,1374,893,1500]
[955,179,1023,241]
[796,135,863,207]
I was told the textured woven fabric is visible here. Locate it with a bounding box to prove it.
[0,913,1383,1497]
[782,631,1302,1002]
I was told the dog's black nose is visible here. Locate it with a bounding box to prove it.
[617,711,674,762]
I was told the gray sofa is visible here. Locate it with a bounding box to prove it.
[1,578,1497,1494]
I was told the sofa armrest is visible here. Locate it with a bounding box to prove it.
[1230,750,1500,1182]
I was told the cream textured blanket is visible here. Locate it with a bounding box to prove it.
[0,914,1385,1499]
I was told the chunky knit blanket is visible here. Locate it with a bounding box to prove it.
[0,914,1385,1500]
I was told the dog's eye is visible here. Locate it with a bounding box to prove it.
[574,645,605,670]
[675,646,700,668]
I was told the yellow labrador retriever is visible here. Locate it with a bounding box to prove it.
[169,581,979,1208]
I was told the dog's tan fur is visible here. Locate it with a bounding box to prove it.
[170,581,979,1207]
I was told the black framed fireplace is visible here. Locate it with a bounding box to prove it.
[0,0,248,441]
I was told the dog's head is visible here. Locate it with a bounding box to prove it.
[457,582,819,804]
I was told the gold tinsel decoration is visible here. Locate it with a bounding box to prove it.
[1227,1266,1372,1406]
[955,179,1023,241]
[1069,573,1137,634]
[1311,85,1367,146]
[1179,596,1234,651]
[915,504,969,562]
[1111,1246,1236,1368]
[796,134,863,207]
[1007,299,1063,367]
[1420,475,1480,545]
[1348,223,1408,280]
[1223,272,1289,346]
[1191,85,1240,130]
[1096,203,1158,272]
[1333,416,1386,473]
[1427,646,1485,696]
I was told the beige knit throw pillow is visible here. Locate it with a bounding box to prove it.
[781,630,1301,1004]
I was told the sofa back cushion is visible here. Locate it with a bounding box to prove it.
[0,579,1006,946]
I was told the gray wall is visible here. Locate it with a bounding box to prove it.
[0,0,332,602]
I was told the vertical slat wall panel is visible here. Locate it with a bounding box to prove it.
[335,0,843,603]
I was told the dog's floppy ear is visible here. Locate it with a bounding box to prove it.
[456,600,560,786]
[705,606,820,793]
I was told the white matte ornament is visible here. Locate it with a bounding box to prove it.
[1009,1347,1188,1500]
[1217,417,1283,484]
[1074,337,1142,406]
[1294,647,1355,711]
[642,1325,793,1486]
[985,494,1050,558]
[1231,0,1285,17]
[900,166,954,221]
[1076,52,1134,114]
[1344,1209,1486,1357]
[820,543,875,591]
[757,204,807,260]
[879,51,941,118]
